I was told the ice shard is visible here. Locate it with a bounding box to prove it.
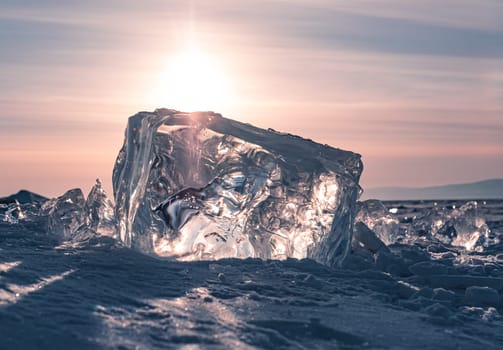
[0,190,48,224]
[45,188,86,238]
[37,180,116,240]
[414,201,492,251]
[113,109,362,266]
[85,179,117,237]
[1,200,25,224]
[355,200,401,245]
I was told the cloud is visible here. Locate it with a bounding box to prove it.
[213,3,503,58]
[325,0,503,32]
[2,1,503,62]
[0,0,502,193]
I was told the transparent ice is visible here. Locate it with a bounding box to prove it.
[37,180,117,240]
[357,198,496,253]
[112,109,363,266]
[1,200,25,224]
[45,188,87,238]
[85,179,117,237]
[416,201,492,251]
[355,200,401,245]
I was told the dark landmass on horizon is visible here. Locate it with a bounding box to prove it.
[2,179,503,203]
[0,190,48,205]
[363,179,503,201]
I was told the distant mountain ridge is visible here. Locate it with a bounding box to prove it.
[2,179,503,204]
[363,179,503,200]
[0,190,48,205]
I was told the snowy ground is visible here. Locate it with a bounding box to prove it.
[1,202,503,350]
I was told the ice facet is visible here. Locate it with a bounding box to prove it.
[113,109,363,266]
[421,201,491,251]
[0,190,48,224]
[46,188,86,238]
[38,182,117,241]
[85,179,117,237]
[380,200,497,254]
[2,200,24,224]
[352,221,389,254]
[355,200,401,245]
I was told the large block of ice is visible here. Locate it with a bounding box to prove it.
[113,109,362,266]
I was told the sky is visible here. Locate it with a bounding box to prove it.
[1,0,502,198]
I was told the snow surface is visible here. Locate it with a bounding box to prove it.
[1,199,503,349]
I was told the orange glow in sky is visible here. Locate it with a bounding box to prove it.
[0,1,502,197]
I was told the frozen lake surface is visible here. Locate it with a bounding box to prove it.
[1,199,503,349]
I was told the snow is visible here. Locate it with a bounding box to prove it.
[1,198,503,348]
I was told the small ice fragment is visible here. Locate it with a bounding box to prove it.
[410,201,492,252]
[3,201,23,224]
[355,200,401,245]
[85,179,117,237]
[46,189,86,238]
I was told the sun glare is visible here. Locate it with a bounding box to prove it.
[149,49,233,112]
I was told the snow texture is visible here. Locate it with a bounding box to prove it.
[1,198,503,350]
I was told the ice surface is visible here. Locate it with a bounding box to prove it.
[0,181,116,240]
[0,190,48,224]
[41,181,117,239]
[413,201,492,251]
[45,188,87,238]
[355,200,401,245]
[354,199,496,253]
[1,200,25,224]
[113,109,363,266]
[85,179,117,237]
[352,221,388,253]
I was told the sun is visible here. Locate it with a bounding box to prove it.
[149,49,234,112]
